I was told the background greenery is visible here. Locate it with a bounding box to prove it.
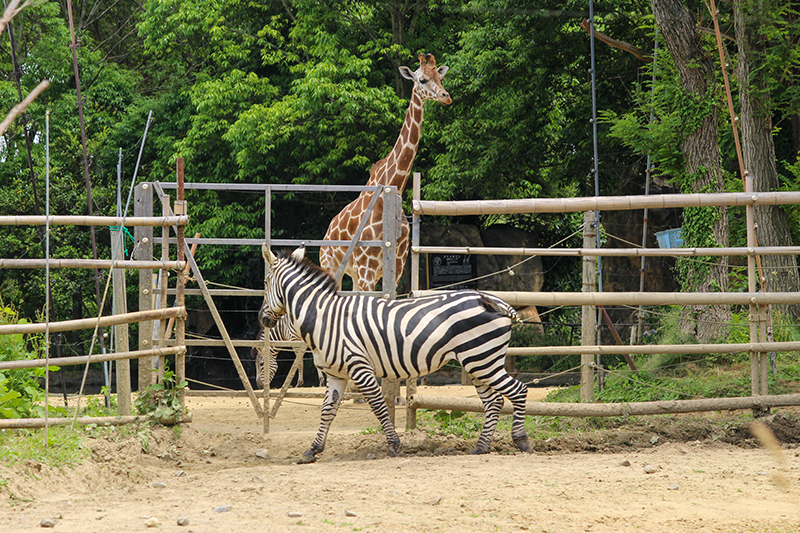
[3,0,800,385]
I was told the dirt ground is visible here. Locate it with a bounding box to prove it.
[1,385,800,533]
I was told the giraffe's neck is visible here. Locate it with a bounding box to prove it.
[367,88,425,194]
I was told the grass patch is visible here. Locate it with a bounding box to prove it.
[545,356,800,404]
[0,426,88,468]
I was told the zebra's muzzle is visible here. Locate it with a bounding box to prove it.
[260,311,281,329]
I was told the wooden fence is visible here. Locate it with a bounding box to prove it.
[406,173,800,426]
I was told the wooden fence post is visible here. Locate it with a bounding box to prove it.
[381,186,400,425]
[134,183,154,391]
[111,227,131,415]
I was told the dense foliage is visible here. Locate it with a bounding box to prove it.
[3,0,800,352]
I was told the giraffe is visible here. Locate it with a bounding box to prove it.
[320,53,451,292]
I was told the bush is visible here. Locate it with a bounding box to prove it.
[0,301,63,419]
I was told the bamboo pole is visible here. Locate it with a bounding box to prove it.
[411,290,800,307]
[0,307,185,335]
[263,185,271,434]
[0,215,189,227]
[186,389,364,400]
[0,259,185,270]
[0,346,185,371]
[0,413,192,430]
[506,340,800,357]
[408,393,800,418]
[410,245,800,257]
[413,190,800,216]
[581,211,597,401]
[175,159,187,411]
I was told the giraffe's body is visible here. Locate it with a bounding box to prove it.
[320,53,451,291]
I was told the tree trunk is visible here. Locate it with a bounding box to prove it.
[651,0,730,342]
[734,0,800,318]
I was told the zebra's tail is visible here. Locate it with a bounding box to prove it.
[477,292,522,323]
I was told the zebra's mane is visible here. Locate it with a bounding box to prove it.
[277,249,338,294]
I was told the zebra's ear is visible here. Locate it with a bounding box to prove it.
[291,244,306,262]
[262,243,277,268]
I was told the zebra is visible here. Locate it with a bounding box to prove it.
[259,244,531,463]
[252,316,325,389]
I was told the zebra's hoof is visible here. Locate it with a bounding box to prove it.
[296,450,317,464]
[514,437,532,453]
[468,445,490,455]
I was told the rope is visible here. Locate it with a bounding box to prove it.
[108,225,135,256]
[521,365,582,387]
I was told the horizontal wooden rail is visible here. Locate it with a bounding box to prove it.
[412,290,800,307]
[0,346,186,371]
[408,392,800,417]
[185,389,359,400]
[156,237,383,247]
[0,413,193,430]
[506,340,800,357]
[0,215,189,227]
[0,259,185,270]
[0,307,185,335]
[413,191,800,216]
[165,288,379,297]
[412,245,800,257]
[178,339,304,349]
[156,182,386,193]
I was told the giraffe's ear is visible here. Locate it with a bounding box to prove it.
[437,65,449,79]
[262,243,277,268]
[398,66,415,81]
[291,245,306,262]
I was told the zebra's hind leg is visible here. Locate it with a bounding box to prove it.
[350,366,401,457]
[469,382,505,455]
[470,375,531,454]
[298,376,347,464]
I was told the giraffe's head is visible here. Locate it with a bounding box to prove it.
[399,53,451,105]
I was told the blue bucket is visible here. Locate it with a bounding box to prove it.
[655,228,683,249]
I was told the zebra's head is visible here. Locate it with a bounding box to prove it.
[259,244,305,329]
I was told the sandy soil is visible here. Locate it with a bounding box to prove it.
[1,385,799,533]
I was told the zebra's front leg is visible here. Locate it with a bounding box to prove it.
[297,376,347,464]
[351,366,401,457]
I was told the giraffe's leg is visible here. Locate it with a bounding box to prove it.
[298,375,347,464]
[349,364,401,457]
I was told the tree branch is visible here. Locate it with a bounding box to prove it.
[580,18,653,63]
[0,80,49,137]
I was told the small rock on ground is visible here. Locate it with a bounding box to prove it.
[177,516,190,526]
[40,518,57,528]
[145,517,160,528]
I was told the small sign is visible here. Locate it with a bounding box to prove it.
[427,253,477,290]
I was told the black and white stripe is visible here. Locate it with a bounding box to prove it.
[259,245,531,463]
[253,316,325,389]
